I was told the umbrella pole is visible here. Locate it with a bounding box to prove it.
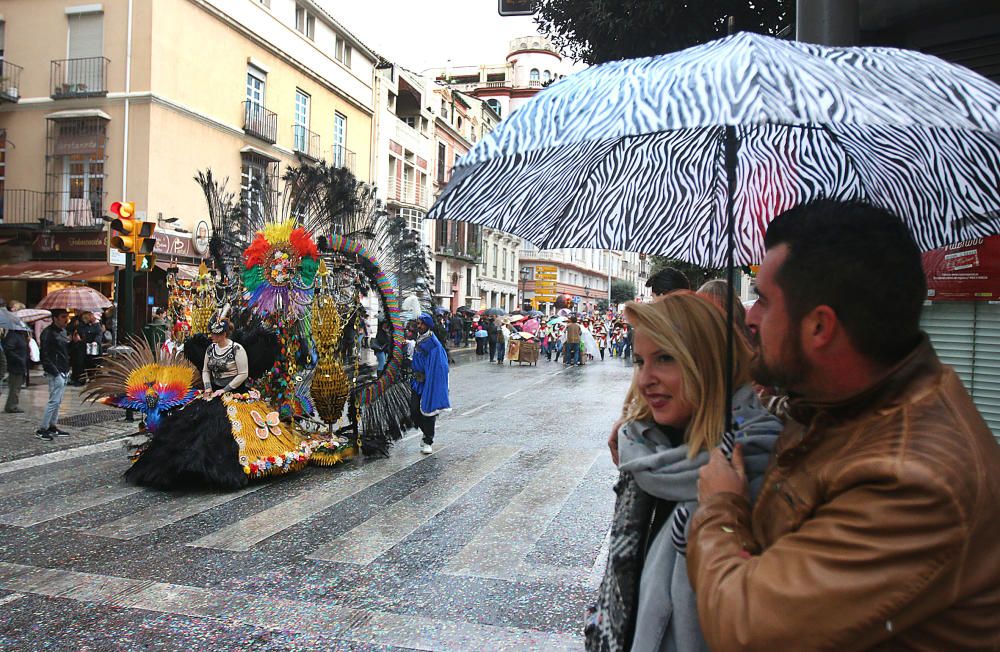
[724,125,738,435]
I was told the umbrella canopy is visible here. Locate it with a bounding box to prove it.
[429,32,1000,266]
[0,308,29,331]
[36,286,113,312]
[433,306,450,315]
[548,316,566,324]
[524,310,545,318]
[15,308,51,324]
[522,318,540,333]
[508,314,526,322]
[483,307,506,316]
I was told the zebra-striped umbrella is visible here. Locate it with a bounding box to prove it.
[428,32,1000,266]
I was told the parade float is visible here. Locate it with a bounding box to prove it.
[86,164,412,489]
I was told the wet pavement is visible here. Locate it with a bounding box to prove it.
[0,351,633,651]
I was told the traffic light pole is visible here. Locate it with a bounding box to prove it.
[121,252,135,338]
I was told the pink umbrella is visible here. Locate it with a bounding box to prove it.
[37,286,113,312]
[15,308,51,323]
[521,318,540,334]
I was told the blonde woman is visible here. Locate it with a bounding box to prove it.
[586,292,781,652]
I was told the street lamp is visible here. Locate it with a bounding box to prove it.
[519,266,530,311]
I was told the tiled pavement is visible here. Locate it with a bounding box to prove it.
[0,350,629,650]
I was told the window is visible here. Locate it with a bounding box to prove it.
[509,252,515,281]
[492,243,498,277]
[400,207,424,233]
[295,4,315,39]
[241,153,277,220]
[486,99,501,117]
[246,68,265,106]
[501,247,507,279]
[66,11,103,89]
[47,118,107,227]
[402,116,418,130]
[0,130,5,208]
[543,70,551,83]
[294,89,310,152]
[466,270,472,297]
[435,261,442,295]
[456,116,463,130]
[440,99,448,119]
[436,142,447,183]
[332,112,346,167]
[335,35,352,67]
[530,69,539,83]
[453,152,461,173]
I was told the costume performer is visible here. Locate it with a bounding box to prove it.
[410,313,450,454]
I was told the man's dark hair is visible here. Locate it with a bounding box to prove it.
[764,200,926,366]
[50,308,68,320]
[645,267,690,295]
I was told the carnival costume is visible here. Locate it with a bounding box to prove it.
[86,163,413,490]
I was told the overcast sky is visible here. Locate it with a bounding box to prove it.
[322,0,550,73]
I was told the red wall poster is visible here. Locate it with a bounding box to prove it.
[922,235,1000,301]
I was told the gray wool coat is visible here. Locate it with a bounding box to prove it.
[617,384,781,652]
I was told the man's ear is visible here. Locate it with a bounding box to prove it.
[801,304,838,350]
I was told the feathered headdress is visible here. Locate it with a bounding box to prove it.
[84,337,199,432]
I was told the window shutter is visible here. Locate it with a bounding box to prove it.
[68,13,103,59]
[973,303,1000,436]
[921,302,975,388]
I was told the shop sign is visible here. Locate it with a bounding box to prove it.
[923,235,1000,301]
[33,231,107,254]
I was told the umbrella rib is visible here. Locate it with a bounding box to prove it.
[817,124,871,204]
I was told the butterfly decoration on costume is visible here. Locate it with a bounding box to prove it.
[250,409,282,439]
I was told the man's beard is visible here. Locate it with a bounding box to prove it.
[750,326,809,390]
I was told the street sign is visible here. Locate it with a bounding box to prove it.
[499,0,533,16]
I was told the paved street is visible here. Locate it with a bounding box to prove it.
[0,351,631,651]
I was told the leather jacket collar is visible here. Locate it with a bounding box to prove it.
[786,333,939,427]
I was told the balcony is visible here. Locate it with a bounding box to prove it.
[243,101,277,143]
[386,176,428,208]
[436,244,481,263]
[0,61,24,103]
[0,189,46,226]
[292,124,321,159]
[46,191,107,228]
[50,57,109,99]
[331,145,356,174]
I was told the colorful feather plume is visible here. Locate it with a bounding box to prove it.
[84,337,199,432]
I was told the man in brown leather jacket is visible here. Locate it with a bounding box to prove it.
[689,200,1000,651]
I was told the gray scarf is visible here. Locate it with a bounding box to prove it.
[616,384,781,652]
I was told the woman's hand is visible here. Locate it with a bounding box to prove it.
[211,389,226,399]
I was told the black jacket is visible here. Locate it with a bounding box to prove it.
[2,330,29,375]
[485,321,499,343]
[40,324,71,376]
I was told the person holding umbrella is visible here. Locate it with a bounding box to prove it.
[37,308,72,441]
[691,202,1000,650]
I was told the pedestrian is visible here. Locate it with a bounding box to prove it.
[3,304,29,413]
[77,310,105,382]
[622,322,633,361]
[449,312,464,348]
[37,308,72,441]
[410,313,450,454]
[373,319,392,372]
[474,318,488,356]
[697,279,750,341]
[564,315,582,366]
[486,316,499,362]
[586,292,781,652]
[689,200,1000,650]
[552,324,564,362]
[67,312,87,385]
[101,306,117,347]
[497,318,510,365]
[645,266,691,299]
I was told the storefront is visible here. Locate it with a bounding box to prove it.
[921,236,1000,435]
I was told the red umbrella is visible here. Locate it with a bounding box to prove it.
[37,286,112,312]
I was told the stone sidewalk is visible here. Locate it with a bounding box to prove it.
[0,371,140,463]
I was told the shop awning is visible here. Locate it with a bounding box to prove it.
[0,260,115,281]
[154,261,200,280]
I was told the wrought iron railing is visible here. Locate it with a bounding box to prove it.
[50,57,109,99]
[0,189,47,225]
[386,176,428,208]
[0,60,24,103]
[46,190,107,228]
[331,145,356,173]
[243,101,278,143]
[292,124,321,159]
[436,243,481,263]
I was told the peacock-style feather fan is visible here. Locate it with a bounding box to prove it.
[84,337,199,432]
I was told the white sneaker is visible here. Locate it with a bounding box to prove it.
[420,443,433,455]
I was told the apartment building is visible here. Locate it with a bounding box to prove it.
[520,244,651,313]
[0,0,376,323]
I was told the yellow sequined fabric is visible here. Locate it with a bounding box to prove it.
[221,392,311,478]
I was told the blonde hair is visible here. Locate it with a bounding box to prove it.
[623,291,752,458]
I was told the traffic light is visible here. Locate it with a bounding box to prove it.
[109,201,157,272]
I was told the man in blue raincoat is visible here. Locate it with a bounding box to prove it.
[411,313,450,454]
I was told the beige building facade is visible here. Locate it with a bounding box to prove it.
[0,0,377,316]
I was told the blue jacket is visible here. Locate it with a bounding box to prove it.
[411,331,450,416]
